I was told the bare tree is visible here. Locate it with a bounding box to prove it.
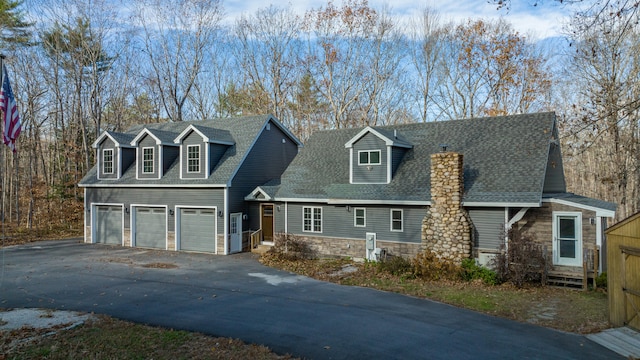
[136,0,223,122]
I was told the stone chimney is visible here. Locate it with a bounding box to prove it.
[421,151,472,264]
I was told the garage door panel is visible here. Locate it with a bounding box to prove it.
[95,205,122,245]
[180,208,216,252]
[135,207,166,249]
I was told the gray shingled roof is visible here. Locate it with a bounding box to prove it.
[543,193,617,212]
[79,114,275,187]
[273,112,559,204]
[188,124,234,144]
[107,131,135,146]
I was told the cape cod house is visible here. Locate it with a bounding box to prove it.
[80,112,615,279]
[244,112,616,277]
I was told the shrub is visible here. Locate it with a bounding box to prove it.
[267,232,316,261]
[491,228,548,288]
[596,272,607,289]
[412,251,460,281]
[460,258,499,285]
[377,255,413,276]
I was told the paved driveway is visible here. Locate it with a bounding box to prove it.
[0,240,621,359]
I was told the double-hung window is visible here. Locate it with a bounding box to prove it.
[142,147,154,174]
[303,206,322,233]
[358,150,381,165]
[102,149,113,174]
[354,208,366,227]
[187,145,200,173]
[390,209,403,232]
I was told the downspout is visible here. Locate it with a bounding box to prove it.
[596,216,602,274]
[223,187,229,255]
[284,201,288,233]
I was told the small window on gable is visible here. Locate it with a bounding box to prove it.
[187,144,200,173]
[142,147,154,174]
[359,150,381,165]
[103,149,114,174]
[354,208,366,227]
[390,209,403,232]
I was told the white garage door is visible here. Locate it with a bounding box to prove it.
[179,208,216,253]
[134,207,166,249]
[95,205,122,245]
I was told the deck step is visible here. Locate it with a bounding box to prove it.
[251,244,273,254]
[546,271,585,289]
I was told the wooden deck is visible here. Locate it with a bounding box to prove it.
[587,327,640,358]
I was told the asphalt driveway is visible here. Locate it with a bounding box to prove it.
[0,240,621,359]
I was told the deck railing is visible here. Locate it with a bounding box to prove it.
[250,229,262,250]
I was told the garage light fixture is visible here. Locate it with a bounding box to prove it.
[218,210,223,217]
[169,209,174,216]
[125,207,129,214]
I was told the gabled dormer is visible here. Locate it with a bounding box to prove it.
[173,124,235,179]
[130,128,180,180]
[92,131,136,180]
[344,127,412,184]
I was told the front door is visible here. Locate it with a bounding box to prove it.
[553,212,582,267]
[261,204,274,243]
[230,213,242,253]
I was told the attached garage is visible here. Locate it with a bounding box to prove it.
[134,207,167,249]
[94,205,123,245]
[178,208,216,253]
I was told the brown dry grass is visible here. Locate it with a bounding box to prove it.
[1,315,297,360]
[260,255,610,334]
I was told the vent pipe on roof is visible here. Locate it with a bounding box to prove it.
[394,129,397,139]
[440,144,448,152]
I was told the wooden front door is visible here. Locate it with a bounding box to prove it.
[261,204,274,243]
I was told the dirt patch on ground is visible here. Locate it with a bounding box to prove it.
[141,262,179,269]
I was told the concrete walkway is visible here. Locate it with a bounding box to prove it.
[588,327,640,358]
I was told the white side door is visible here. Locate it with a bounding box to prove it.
[230,213,242,253]
[553,212,582,267]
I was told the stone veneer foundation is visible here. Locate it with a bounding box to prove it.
[422,152,472,264]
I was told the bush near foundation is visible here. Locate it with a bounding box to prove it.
[411,251,460,281]
[266,232,316,261]
[491,228,548,288]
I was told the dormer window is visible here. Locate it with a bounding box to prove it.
[103,149,114,174]
[142,147,154,174]
[359,150,380,165]
[187,145,200,173]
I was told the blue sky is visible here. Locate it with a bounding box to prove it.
[223,0,573,39]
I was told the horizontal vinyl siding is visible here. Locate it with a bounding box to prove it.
[468,208,505,250]
[287,203,425,243]
[391,147,406,175]
[163,146,179,175]
[228,121,298,213]
[352,133,387,183]
[86,187,224,232]
[121,148,135,175]
[209,143,229,173]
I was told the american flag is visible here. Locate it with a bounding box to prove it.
[1,64,21,153]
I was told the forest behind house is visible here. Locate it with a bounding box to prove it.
[0,0,638,242]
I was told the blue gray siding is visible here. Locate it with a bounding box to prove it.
[468,208,505,250]
[391,148,407,175]
[121,148,135,175]
[543,140,566,193]
[162,145,179,175]
[98,138,118,179]
[181,131,205,179]
[352,133,387,183]
[286,203,424,243]
[138,135,158,179]
[210,143,229,173]
[86,187,225,232]
[228,120,298,216]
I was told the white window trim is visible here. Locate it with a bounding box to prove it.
[303,206,322,233]
[186,144,200,173]
[552,211,582,267]
[358,150,381,165]
[102,149,114,175]
[354,207,366,227]
[390,209,403,232]
[142,147,154,174]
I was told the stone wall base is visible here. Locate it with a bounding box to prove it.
[294,234,421,260]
